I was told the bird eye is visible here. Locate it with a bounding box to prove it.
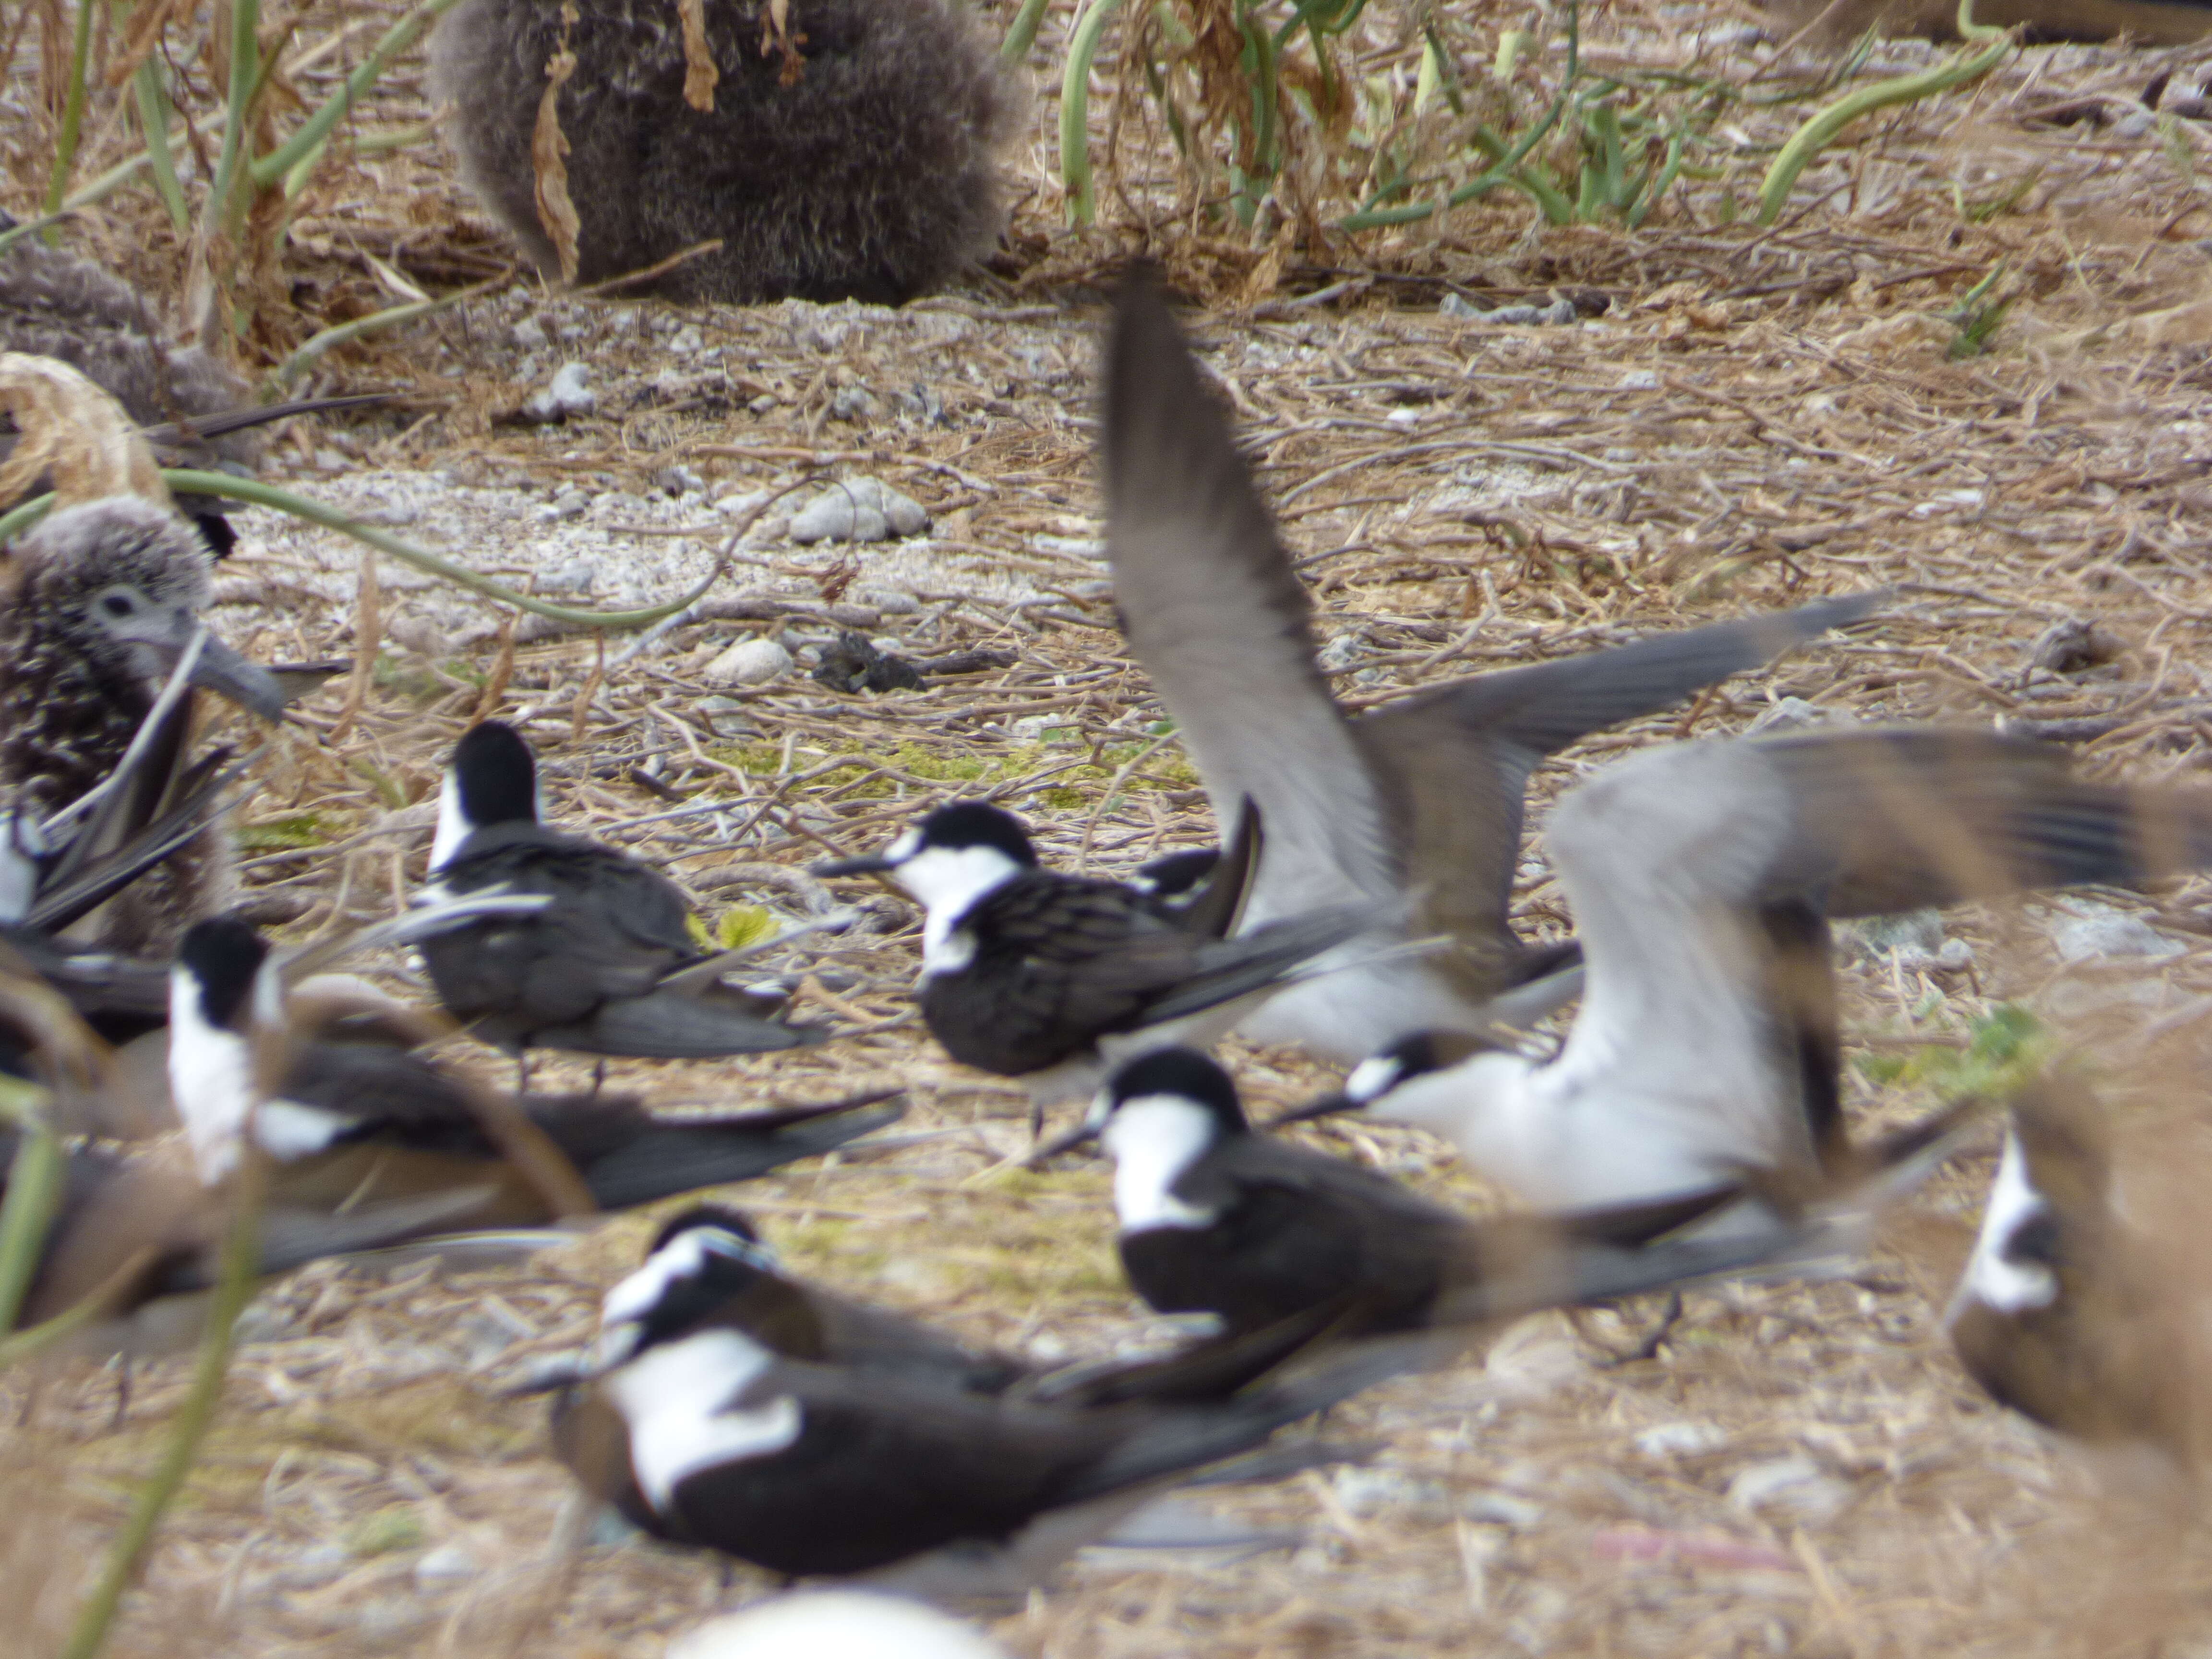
[100,594,134,617]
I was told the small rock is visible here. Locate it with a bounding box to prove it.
[1618,369,1660,390]
[812,630,924,694]
[2025,615,2125,675]
[1634,1421,1729,1458]
[855,586,920,615]
[1443,292,1580,325]
[523,361,595,422]
[789,477,930,542]
[1462,1490,1544,1527]
[655,464,706,496]
[1332,1467,1451,1519]
[667,324,706,355]
[413,1544,478,1588]
[510,316,546,351]
[1317,634,1364,673]
[534,557,596,595]
[1009,713,1078,745]
[1840,909,1947,963]
[1748,695,1850,733]
[830,385,880,422]
[703,636,793,687]
[1725,1456,1851,1521]
[697,696,759,737]
[2049,903,2185,964]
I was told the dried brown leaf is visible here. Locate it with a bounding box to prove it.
[0,354,170,510]
[677,0,719,112]
[530,3,583,286]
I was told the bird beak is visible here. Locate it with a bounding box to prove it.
[1262,1091,1359,1130]
[185,635,288,721]
[812,854,897,878]
[1023,1117,1102,1167]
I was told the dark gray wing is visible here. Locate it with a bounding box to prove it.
[1350,595,1887,998]
[1104,270,1396,924]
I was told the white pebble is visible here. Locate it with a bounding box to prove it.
[704,637,793,686]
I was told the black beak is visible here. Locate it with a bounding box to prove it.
[1261,1091,1360,1130]
[1022,1118,1102,1167]
[813,854,897,878]
[185,635,289,722]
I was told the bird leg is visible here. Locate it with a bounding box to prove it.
[590,1058,606,1098]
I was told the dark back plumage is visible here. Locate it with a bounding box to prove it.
[429,0,1024,304]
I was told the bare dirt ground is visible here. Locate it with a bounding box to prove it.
[13,0,2212,1653]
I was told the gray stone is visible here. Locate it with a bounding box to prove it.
[1633,1420,1728,1458]
[704,637,793,686]
[413,1543,477,1588]
[523,361,595,422]
[830,385,880,422]
[1462,1490,1543,1527]
[667,324,706,355]
[1725,1455,1850,1520]
[790,478,929,542]
[2050,903,2184,964]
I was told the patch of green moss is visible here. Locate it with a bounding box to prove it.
[237,809,342,852]
[347,1504,426,1557]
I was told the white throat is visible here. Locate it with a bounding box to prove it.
[428,769,473,872]
[1951,1131,2059,1321]
[894,843,1024,974]
[167,967,257,1182]
[602,1231,716,1327]
[1100,1094,1220,1231]
[604,1327,801,1510]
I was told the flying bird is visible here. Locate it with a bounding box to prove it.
[1102,267,1887,1059]
[1283,727,2212,1217]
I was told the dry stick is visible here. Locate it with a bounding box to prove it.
[474,612,518,723]
[567,238,724,299]
[330,548,380,744]
[571,630,607,744]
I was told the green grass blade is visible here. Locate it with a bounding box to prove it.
[134,60,192,235]
[42,0,99,230]
[1060,0,1127,226]
[1000,0,1050,62]
[0,1119,62,1339]
[249,0,470,188]
[1756,0,2008,226]
[266,273,507,391]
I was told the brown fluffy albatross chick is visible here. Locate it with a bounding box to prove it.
[428,0,1023,305]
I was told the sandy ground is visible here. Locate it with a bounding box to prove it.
[13,0,2212,1654]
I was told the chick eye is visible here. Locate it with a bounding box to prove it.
[101,594,134,617]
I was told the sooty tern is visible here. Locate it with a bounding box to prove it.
[1103,268,1886,1059]
[167,915,899,1222]
[429,0,1022,304]
[538,1203,1393,1410]
[0,497,287,953]
[814,800,1376,1107]
[665,1593,1010,1659]
[1944,1068,2200,1463]
[417,721,817,1070]
[1064,1048,1892,1336]
[1286,727,2212,1215]
[545,1206,1448,1591]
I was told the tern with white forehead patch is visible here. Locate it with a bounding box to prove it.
[816,798,1377,1126]
[547,1206,1455,1592]
[1059,1048,1835,1340]
[166,914,899,1224]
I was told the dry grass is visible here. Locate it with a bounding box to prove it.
[10,0,2212,1655]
